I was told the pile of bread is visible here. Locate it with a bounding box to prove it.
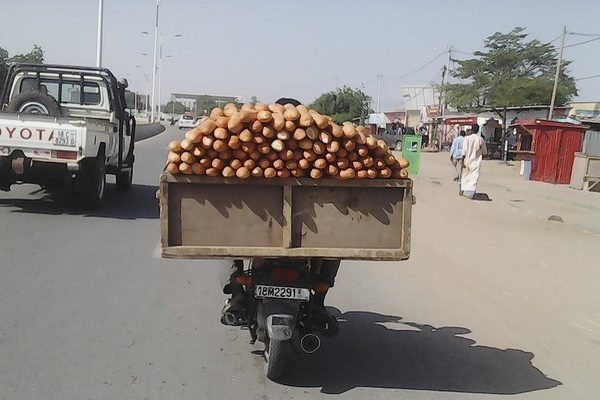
[166,102,409,179]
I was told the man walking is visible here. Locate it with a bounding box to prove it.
[460,124,487,198]
[450,130,465,181]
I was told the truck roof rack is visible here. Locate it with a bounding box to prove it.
[6,63,118,80]
[1,63,120,107]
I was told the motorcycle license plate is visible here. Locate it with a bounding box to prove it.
[255,285,310,301]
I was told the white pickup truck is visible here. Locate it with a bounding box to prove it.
[0,63,135,207]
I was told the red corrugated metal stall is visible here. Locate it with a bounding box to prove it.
[510,119,585,184]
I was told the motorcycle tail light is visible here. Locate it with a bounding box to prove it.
[270,267,301,284]
[234,274,252,285]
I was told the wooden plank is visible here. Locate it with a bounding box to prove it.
[161,173,413,188]
[282,185,293,249]
[583,176,600,192]
[161,245,409,261]
[159,180,169,247]
[292,186,405,249]
[401,186,413,257]
[174,183,284,247]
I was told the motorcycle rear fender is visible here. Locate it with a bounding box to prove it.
[257,301,299,342]
[266,314,294,341]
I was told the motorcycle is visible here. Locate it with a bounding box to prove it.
[221,258,339,380]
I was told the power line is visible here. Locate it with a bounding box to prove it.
[385,50,446,80]
[564,36,600,48]
[569,32,600,37]
[548,35,561,43]
[576,73,600,81]
[453,49,474,56]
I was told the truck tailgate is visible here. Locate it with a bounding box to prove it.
[159,173,413,261]
[0,115,84,159]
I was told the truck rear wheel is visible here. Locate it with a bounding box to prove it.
[82,154,106,208]
[116,168,133,191]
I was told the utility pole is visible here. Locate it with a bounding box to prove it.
[96,0,104,67]
[436,45,452,151]
[549,26,567,120]
[376,74,382,112]
[441,45,452,117]
[150,0,160,123]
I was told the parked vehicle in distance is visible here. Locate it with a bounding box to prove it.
[177,113,197,130]
[375,127,403,150]
[0,63,135,207]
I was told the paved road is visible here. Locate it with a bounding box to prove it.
[135,123,166,142]
[1,126,598,399]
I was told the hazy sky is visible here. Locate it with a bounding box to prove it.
[2,0,600,110]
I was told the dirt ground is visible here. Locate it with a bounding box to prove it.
[320,151,600,398]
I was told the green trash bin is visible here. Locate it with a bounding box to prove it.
[401,135,422,175]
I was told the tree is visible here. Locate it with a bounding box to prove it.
[9,44,44,64]
[162,101,189,114]
[194,95,220,115]
[310,86,372,123]
[1,44,45,93]
[444,27,577,111]
[249,96,259,105]
[0,47,8,65]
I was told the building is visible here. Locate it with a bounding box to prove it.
[170,93,244,112]
[498,105,568,125]
[567,101,600,120]
[401,86,440,111]
[402,86,442,134]
[367,111,406,129]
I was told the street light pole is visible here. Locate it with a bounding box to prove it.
[96,0,104,67]
[150,0,160,123]
[158,42,163,122]
[376,74,382,113]
[157,34,182,123]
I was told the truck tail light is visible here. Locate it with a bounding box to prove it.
[51,150,77,160]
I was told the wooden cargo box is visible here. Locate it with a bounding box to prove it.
[159,173,413,261]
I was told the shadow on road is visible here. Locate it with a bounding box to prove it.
[0,184,159,220]
[278,310,560,395]
[472,192,492,201]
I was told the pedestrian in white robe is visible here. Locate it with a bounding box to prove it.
[460,124,487,198]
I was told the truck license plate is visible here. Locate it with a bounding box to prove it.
[53,130,77,147]
[255,285,310,301]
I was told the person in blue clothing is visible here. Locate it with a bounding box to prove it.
[450,130,466,181]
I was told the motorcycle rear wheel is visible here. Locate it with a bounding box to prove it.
[264,338,290,380]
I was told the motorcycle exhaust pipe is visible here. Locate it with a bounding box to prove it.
[300,333,321,354]
[221,311,238,326]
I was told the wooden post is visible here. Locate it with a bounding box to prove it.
[549,26,567,120]
[282,185,293,248]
